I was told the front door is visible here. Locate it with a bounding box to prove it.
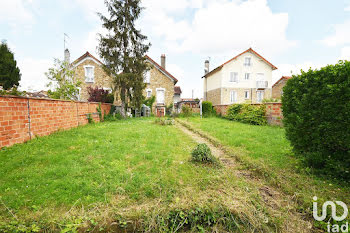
[156,107,165,117]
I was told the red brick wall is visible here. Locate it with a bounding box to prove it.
[265,102,283,126]
[0,96,111,148]
[214,103,283,126]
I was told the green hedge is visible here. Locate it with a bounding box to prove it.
[202,101,215,117]
[282,61,350,180]
[226,104,266,125]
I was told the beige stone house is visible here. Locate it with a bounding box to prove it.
[202,48,277,106]
[272,76,291,99]
[70,50,179,116]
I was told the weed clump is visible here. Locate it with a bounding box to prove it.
[191,143,218,164]
[155,118,175,125]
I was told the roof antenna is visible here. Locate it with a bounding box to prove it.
[64,33,69,51]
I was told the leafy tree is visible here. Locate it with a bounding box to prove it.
[0,41,21,90]
[143,95,155,113]
[87,86,114,103]
[46,58,81,100]
[98,0,150,117]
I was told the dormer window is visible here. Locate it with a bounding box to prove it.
[84,66,95,83]
[244,57,251,66]
[143,71,150,83]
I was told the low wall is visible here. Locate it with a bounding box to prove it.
[265,102,283,126]
[0,95,111,148]
[213,103,283,126]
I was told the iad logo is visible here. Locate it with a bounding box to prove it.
[313,196,349,232]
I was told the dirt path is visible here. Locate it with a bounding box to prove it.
[175,120,315,233]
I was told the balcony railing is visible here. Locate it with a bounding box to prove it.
[256,81,268,89]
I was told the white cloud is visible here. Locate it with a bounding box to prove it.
[141,0,295,57]
[345,4,350,11]
[0,0,35,30]
[73,0,106,20]
[321,20,350,47]
[18,58,52,92]
[339,46,350,60]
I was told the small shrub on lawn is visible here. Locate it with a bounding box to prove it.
[226,104,267,125]
[181,105,193,117]
[86,113,94,124]
[104,112,123,121]
[155,117,175,125]
[202,101,216,117]
[191,143,218,164]
[282,61,350,180]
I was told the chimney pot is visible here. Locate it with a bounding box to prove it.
[204,59,210,75]
[64,49,70,64]
[161,54,166,69]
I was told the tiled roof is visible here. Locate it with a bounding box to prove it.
[145,55,178,84]
[174,86,182,94]
[203,48,278,78]
[272,76,292,87]
[71,51,103,66]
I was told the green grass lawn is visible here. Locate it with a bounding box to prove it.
[182,117,350,217]
[0,118,285,232]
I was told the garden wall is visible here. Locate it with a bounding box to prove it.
[0,95,111,148]
[213,103,283,126]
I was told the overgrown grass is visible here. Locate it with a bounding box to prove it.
[0,118,287,232]
[182,117,350,218]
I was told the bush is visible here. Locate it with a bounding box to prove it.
[226,104,266,125]
[282,61,350,180]
[181,105,193,117]
[104,112,123,121]
[202,101,215,117]
[87,87,113,103]
[155,117,174,125]
[191,143,218,164]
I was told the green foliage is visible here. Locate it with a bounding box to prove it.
[96,103,102,122]
[86,113,94,124]
[181,105,192,117]
[262,98,281,103]
[0,86,25,96]
[46,58,81,100]
[98,0,150,114]
[0,41,21,90]
[166,103,173,116]
[191,143,218,164]
[282,61,350,180]
[143,95,156,113]
[104,112,123,121]
[156,207,246,232]
[226,104,267,125]
[202,101,215,117]
[155,117,174,125]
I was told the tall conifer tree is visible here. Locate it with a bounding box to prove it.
[0,41,21,90]
[98,0,150,116]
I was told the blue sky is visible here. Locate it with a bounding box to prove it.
[1,0,349,98]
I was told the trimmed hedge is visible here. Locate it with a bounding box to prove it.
[282,61,350,180]
[202,101,215,117]
[226,104,267,125]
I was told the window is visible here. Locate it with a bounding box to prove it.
[230,90,237,103]
[156,88,165,104]
[143,71,151,83]
[244,73,250,80]
[257,91,264,103]
[229,72,238,82]
[256,73,265,81]
[146,89,152,98]
[244,57,251,66]
[84,66,94,83]
[244,90,250,99]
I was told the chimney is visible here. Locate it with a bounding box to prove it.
[204,60,209,75]
[64,49,70,64]
[161,54,166,69]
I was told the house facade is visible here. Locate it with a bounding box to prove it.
[272,76,291,99]
[203,48,277,105]
[70,50,179,116]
